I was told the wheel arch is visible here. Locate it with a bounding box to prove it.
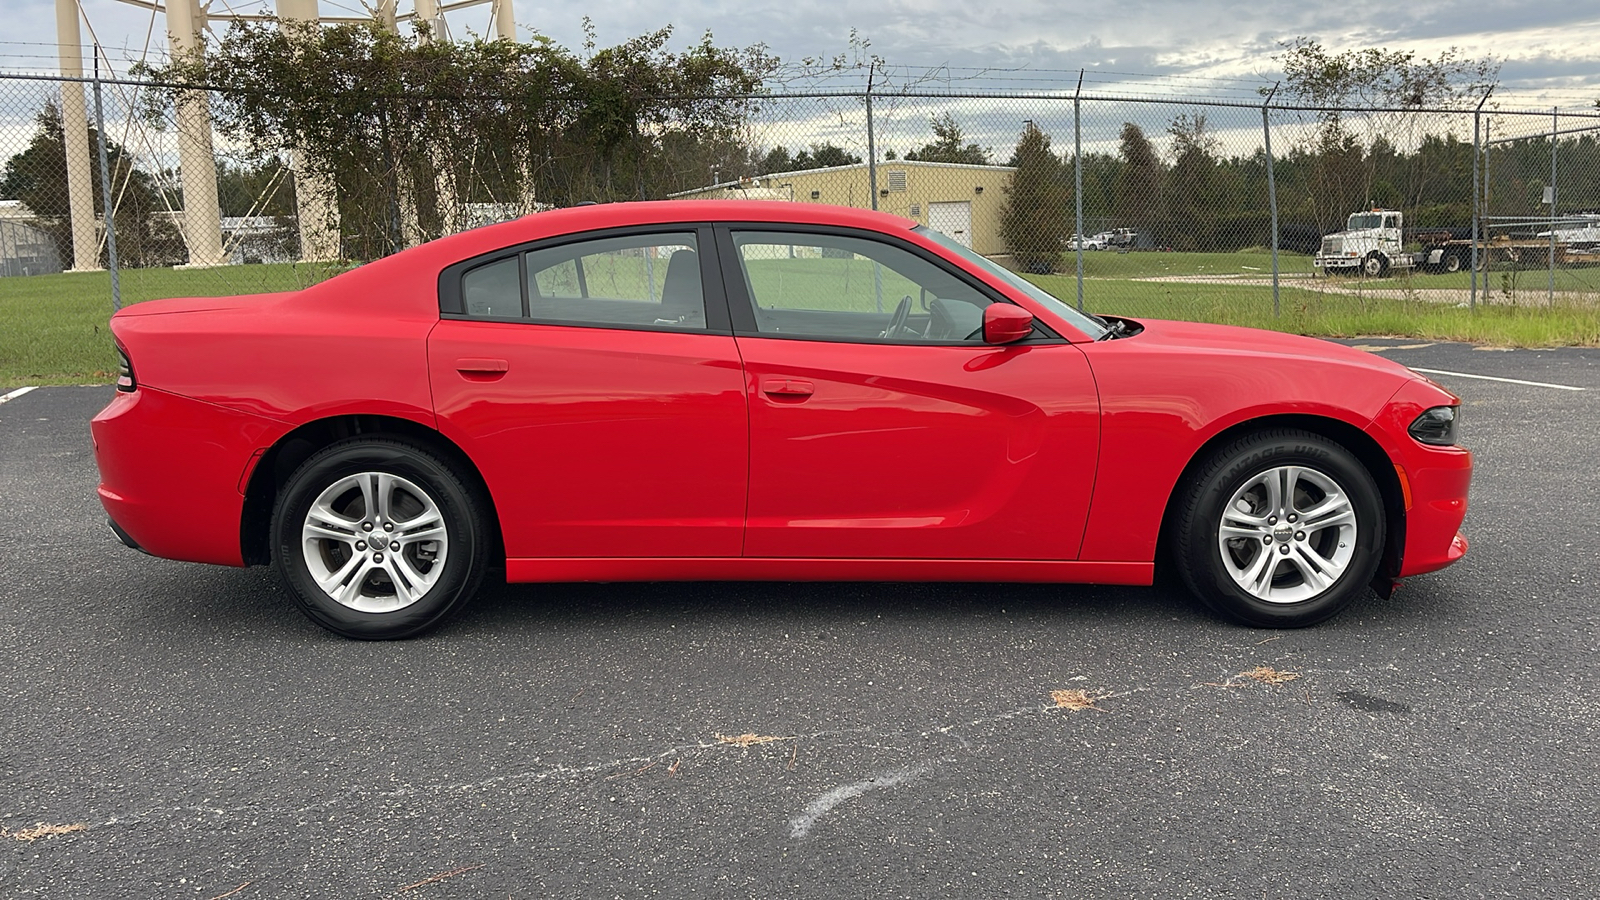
[1154,413,1405,595]
[240,414,503,568]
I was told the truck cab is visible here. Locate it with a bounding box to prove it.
[1315,209,1413,277]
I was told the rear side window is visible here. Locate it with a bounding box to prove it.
[524,233,704,329]
[462,257,522,318]
[443,230,710,332]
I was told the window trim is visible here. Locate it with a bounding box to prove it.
[712,222,1063,346]
[437,223,734,334]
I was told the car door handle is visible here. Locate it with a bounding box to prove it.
[762,379,814,397]
[455,358,509,378]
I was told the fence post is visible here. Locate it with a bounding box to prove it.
[91,50,121,312]
[1073,70,1085,312]
[865,63,878,212]
[1262,83,1280,319]
[1549,106,1558,303]
[1471,93,1489,309]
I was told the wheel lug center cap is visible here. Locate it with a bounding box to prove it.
[1272,524,1295,543]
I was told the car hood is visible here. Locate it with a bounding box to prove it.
[1120,318,1421,380]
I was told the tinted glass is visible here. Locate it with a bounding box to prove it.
[523,232,705,329]
[461,257,522,318]
[731,230,991,342]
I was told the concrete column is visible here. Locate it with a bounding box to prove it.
[166,0,228,266]
[275,0,342,260]
[492,0,515,41]
[413,0,464,234]
[54,0,100,271]
[414,0,441,38]
[491,0,535,217]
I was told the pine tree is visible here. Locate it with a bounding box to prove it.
[999,122,1069,273]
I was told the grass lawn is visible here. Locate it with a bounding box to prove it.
[0,263,341,388]
[3,252,1598,389]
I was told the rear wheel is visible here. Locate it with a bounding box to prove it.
[1441,252,1463,273]
[271,437,487,639]
[1174,430,1385,627]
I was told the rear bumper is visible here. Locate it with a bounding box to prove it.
[92,387,286,567]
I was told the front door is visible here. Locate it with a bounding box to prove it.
[719,226,1100,561]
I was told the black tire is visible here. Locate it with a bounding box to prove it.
[1361,253,1387,278]
[1442,252,1463,273]
[270,437,488,639]
[1173,429,1385,628]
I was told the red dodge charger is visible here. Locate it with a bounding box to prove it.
[91,201,1471,639]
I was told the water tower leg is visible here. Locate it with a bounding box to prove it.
[55,0,101,271]
[166,0,227,267]
[275,0,342,261]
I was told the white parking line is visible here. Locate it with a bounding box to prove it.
[0,386,38,404]
[1410,368,1586,392]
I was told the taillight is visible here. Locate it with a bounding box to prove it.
[115,342,136,393]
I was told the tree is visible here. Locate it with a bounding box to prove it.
[1165,113,1223,251]
[999,122,1068,273]
[906,114,990,165]
[1114,122,1165,243]
[0,102,183,268]
[1271,38,1499,221]
[142,20,776,258]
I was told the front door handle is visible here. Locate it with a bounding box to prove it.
[762,379,814,397]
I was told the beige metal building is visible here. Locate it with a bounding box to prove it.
[668,161,1016,256]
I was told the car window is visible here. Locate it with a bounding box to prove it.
[462,257,522,318]
[730,230,992,342]
[523,232,705,329]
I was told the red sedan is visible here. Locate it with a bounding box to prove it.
[91,201,1471,639]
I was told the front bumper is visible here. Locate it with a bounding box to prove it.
[1365,380,1474,579]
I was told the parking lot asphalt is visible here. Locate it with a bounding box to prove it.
[2,341,1597,898]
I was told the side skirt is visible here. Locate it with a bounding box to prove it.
[505,557,1153,585]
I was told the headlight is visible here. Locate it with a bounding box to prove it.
[1409,405,1458,446]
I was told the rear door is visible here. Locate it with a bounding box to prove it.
[718,225,1100,561]
[429,225,749,559]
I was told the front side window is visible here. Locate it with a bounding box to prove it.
[524,232,705,329]
[730,230,993,342]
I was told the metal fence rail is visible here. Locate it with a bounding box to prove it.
[3,68,1599,320]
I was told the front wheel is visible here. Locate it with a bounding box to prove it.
[271,437,488,639]
[1174,430,1385,627]
[1361,253,1387,278]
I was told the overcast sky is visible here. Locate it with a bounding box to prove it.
[5,0,1599,107]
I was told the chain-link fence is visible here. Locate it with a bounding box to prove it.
[5,69,1600,322]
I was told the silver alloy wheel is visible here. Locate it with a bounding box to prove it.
[1216,465,1358,604]
[300,471,449,613]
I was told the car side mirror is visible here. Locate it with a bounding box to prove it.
[983,304,1034,344]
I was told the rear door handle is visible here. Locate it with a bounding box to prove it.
[761,379,814,397]
[455,357,509,379]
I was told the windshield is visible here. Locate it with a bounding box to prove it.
[913,225,1110,339]
[1347,213,1383,230]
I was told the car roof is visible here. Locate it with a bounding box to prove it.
[430,200,919,260]
[546,199,915,229]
